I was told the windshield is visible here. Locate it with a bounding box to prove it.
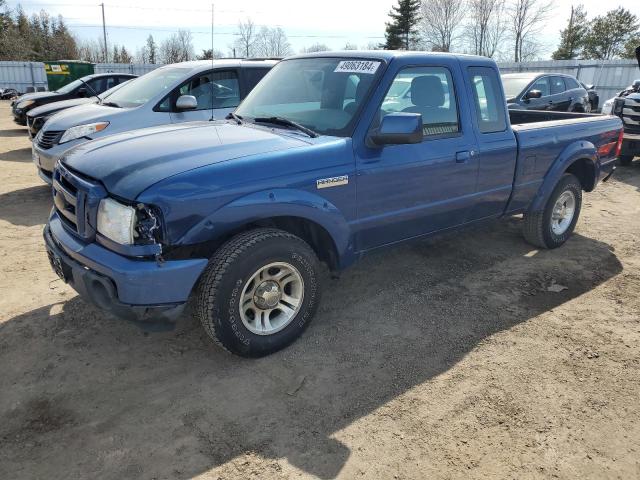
[105,67,191,108]
[236,57,383,137]
[501,76,534,99]
[55,78,84,94]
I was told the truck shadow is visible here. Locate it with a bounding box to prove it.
[0,219,623,479]
[0,184,51,227]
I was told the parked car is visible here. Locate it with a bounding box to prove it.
[501,72,590,112]
[608,46,640,165]
[11,73,136,125]
[1,87,20,100]
[579,81,599,112]
[32,59,277,184]
[26,79,134,138]
[43,51,622,357]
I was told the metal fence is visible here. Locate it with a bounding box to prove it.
[497,59,639,103]
[94,63,160,75]
[0,61,48,92]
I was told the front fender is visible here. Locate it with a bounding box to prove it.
[529,140,597,213]
[179,188,352,260]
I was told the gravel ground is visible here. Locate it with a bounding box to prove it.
[0,100,639,479]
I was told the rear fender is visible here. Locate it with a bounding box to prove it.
[529,141,597,213]
[179,188,352,265]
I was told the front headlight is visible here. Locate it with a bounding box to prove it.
[59,122,109,144]
[17,99,35,109]
[601,99,614,115]
[97,198,136,245]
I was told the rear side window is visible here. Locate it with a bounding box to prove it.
[243,68,271,93]
[550,76,566,95]
[565,77,580,89]
[468,67,506,134]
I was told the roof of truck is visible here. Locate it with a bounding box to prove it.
[287,50,494,64]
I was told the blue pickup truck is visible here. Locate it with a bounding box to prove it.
[44,51,622,357]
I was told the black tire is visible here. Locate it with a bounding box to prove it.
[195,228,321,357]
[523,173,582,249]
[618,155,634,166]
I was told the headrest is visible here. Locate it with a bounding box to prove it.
[410,75,445,107]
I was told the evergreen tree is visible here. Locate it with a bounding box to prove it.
[146,35,157,64]
[552,5,588,60]
[384,0,421,50]
[583,7,639,60]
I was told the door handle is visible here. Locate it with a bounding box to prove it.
[456,151,471,163]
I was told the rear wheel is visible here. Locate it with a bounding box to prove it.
[195,228,321,357]
[618,155,634,166]
[523,173,582,249]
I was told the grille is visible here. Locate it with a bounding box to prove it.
[37,130,63,150]
[51,163,105,239]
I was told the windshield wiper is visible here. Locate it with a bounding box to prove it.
[101,101,121,108]
[226,112,243,124]
[253,116,318,138]
[78,79,100,100]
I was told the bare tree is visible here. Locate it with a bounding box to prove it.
[342,42,358,50]
[420,0,465,52]
[235,18,258,58]
[254,26,292,57]
[509,0,553,62]
[160,29,194,64]
[301,43,330,53]
[76,38,105,63]
[465,0,507,58]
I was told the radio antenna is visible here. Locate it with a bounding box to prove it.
[210,3,215,121]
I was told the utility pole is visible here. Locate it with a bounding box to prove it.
[100,3,108,62]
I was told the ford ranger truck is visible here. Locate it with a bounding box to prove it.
[43,52,623,357]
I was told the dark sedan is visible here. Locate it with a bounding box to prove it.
[11,72,136,125]
[26,79,134,138]
[501,72,589,112]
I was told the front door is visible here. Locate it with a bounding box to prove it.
[170,69,240,123]
[354,64,479,251]
[524,76,551,110]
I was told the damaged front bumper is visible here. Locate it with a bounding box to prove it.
[44,212,208,327]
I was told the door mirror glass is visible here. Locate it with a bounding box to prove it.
[370,112,423,146]
[77,87,87,97]
[525,89,542,100]
[175,94,198,111]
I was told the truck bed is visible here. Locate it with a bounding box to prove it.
[507,111,622,213]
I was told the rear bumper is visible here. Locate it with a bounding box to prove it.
[44,212,208,324]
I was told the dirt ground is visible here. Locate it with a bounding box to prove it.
[0,100,639,480]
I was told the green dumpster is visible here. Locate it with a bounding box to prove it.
[45,61,94,91]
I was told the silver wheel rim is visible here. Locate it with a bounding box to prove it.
[551,190,576,235]
[239,262,304,335]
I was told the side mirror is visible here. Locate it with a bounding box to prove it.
[77,87,87,97]
[176,95,198,111]
[370,113,423,147]
[524,89,542,100]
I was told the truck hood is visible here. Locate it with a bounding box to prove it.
[62,122,311,198]
[43,102,125,129]
[28,97,96,118]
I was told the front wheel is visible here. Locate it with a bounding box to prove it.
[618,155,634,166]
[523,173,582,249]
[195,228,321,357]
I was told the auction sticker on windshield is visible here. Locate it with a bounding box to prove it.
[334,60,381,74]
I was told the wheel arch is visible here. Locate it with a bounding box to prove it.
[529,141,597,213]
[173,188,352,271]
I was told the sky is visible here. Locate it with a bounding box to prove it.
[5,0,640,59]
